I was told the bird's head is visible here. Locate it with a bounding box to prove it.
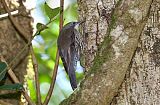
[64,21,84,29]
[65,22,80,28]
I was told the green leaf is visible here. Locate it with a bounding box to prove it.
[44,2,60,20]
[27,80,36,101]
[36,23,44,30]
[36,23,48,35]
[0,83,23,91]
[0,62,7,81]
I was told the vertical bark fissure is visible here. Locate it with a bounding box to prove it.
[60,0,153,105]
[111,0,160,104]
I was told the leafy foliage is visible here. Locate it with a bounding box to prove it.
[29,1,83,105]
[36,23,48,34]
[0,61,7,81]
[0,83,23,91]
[44,2,60,20]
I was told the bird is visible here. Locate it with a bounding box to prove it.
[57,22,84,90]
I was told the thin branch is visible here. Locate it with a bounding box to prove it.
[1,0,57,72]
[0,24,47,105]
[0,56,34,105]
[42,50,60,105]
[30,46,42,105]
[0,11,32,20]
[0,39,34,105]
[42,0,64,104]
[1,1,36,104]
[0,10,18,19]
[59,0,64,30]
[1,39,32,75]
[2,0,63,105]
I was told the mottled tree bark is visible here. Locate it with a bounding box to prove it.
[111,0,160,105]
[0,0,32,104]
[60,0,157,105]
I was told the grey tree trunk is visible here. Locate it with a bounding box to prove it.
[0,0,32,104]
[60,0,159,105]
[111,1,160,105]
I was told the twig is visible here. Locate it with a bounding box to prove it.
[0,56,34,105]
[0,40,34,105]
[0,37,34,78]
[30,46,42,105]
[0,10,32,21]
[0,10,18,19]
[1,0,57,71]
[1,1,36,104]
[2,0,62,104]
[42,50,59,105]
[43,0,64,104]
[0,0,57,87]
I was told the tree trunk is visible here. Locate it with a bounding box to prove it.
[111,1,160,105]
[0,0,32,104]
[60,0,159,105]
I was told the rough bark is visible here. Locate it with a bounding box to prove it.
[111,0,160,105]
[78,0,116,71]
[60,0,153,105]
[0,0,32,104]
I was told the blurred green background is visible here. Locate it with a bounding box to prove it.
[26,0,84,104]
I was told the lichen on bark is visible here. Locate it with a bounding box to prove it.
[111,0,160,104]
[60,0,153,105]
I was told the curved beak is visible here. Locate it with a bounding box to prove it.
[74,21,85,29]
[75,21,85,26]
[79,20,85,24]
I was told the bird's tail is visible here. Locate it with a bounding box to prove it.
[68,62,77,90]
[68,45,77,90]
[59,48,77,90]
